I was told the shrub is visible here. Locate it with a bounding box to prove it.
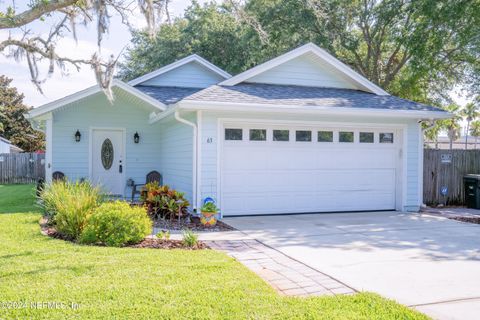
[80,201,152,247]
[40,180,102,239]
[141,182,190,220]
[200,202,219,213]
[182,229,198,247]
[156,230,170,240]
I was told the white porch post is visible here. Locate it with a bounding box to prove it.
[45,113,53,183]
[196,110,202,209]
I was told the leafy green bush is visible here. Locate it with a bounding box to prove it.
[141,182,190,220]
[182,229,198,247]
[80,201,152,247]
[40,180,102,239]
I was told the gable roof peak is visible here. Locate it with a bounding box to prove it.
[128,54,231,86]
[220,42,389,96]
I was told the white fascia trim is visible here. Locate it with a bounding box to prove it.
[178,100,452,119]
[26,79,166,120]
[219,43,389,96]
[128,54,232,86]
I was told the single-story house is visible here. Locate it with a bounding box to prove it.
[27,43,450,216]
[0,136,23,154]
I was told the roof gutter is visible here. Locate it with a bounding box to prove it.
[177,100,452,120]
[26,80,167,120]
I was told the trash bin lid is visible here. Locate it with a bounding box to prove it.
[464,174,480,180]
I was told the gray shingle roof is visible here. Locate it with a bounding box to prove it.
[183,83,446,112]
[134,86,202,105]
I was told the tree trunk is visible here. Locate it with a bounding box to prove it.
[448,129,454,150]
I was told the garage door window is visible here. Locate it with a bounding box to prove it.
[273,130,289,141]
[318,131,333,142]
[250,129,267,141]
[380,132,394,143]
[296,130,312,142]
[225,128,242,140]
[339,131,354,143]
[360,132,374,143]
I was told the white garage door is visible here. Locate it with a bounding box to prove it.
[220,124,401,216]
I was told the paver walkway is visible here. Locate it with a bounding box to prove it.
[208,239,355,296]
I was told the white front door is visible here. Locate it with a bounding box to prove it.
[91,129,125,195]
[220,123,402,216]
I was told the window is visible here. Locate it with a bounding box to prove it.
[379,132,394,143]
[273,130,289,141]
[339,131,354,143]
[225,128,242,141]
[318,131,333,142]
[296,130,312,142]
[101,139,114,170]
[249,129,267,141]
[360,132,374,143]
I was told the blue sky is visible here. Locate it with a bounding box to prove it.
[0,0,204,107]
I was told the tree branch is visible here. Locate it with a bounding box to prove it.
[0,0,79,29]
[0,39,109,70]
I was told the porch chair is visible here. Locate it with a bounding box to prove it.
[52,171,65,181]
[131,170,163,202]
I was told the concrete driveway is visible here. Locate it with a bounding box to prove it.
[223,211,480,320]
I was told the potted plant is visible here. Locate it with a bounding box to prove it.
[200,202,219,226]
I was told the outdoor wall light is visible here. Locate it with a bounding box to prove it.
[75,130,81,142]
[134,131,140,144]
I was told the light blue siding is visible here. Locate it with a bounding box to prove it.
[199,111,422,212]
[141,62,224,88]
[51,91,194,202]
[404,121,422,211]
[247,52,358,89]
[156,113,194,203]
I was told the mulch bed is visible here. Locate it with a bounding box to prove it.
[154,216,236,232]
[40,217,76,242]
[39,217,209,249]
[129,238,209,250]
[449,216,480,224]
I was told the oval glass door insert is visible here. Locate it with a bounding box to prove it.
[101,138,114,170]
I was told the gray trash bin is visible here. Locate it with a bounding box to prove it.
[463,174,480,209]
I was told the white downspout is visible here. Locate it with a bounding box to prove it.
[174,110,198,213]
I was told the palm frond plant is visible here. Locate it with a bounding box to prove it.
[470,121,480,150]
[439,104,462,150]
[460,102,479,149]
[423,121,442,149]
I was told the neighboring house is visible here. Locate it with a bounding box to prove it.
[425,136,479,150]
[27,43,450,215]
[0,136,23,154]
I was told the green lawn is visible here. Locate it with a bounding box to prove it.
[0,184,38,213]
[0,184,428,319]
